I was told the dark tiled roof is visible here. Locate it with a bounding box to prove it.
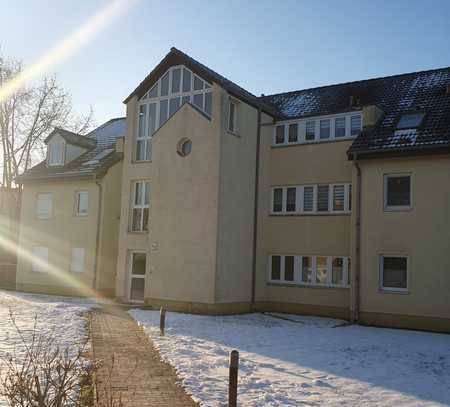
[17,118,126,183]
[45,128,96,150]
[124,47,281,118]
[262,67,450,158]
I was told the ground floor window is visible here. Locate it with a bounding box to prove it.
[32,247,48,272]
[130,252,146,302]
[380,255,408,292]
[269,254,350,287]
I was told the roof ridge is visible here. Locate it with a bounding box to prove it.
[262,65,450,99]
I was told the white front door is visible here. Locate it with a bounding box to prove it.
[129,252,146,303]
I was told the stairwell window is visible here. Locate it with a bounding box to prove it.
[384,174,411,211]
[131,181,150,232]
[228,98,238,134]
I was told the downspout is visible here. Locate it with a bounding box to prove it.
[352,154,362,323]
[250,107,262,309]
[93,175,103,294]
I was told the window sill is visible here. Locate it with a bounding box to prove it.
[271,136,355,148]
[267,281,350,290]
[227,130,241,138]
[378,288,409,295]
[269,212,351,217]
[383,206,412,212]
[132,160,152,164]
[128,230,148,235]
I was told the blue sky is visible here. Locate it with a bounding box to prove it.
[1,0,450,126]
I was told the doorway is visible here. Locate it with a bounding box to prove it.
[129,252,146,303]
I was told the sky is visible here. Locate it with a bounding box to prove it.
[1,0,450,126]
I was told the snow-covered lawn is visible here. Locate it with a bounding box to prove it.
[0,289,96,406]
[130,310,450,407]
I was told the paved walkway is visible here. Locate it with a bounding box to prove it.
[91,305,197,407]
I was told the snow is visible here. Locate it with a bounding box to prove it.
[0,290,96,406]
[129,310,450,407]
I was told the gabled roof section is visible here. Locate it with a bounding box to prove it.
[45,128,96,150]
[124,47,280,118]
[261,67,450,157]
[17,118,126,183]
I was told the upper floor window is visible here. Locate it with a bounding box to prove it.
[131,181,150,232]
[36,193,52,219]
[136,66,212,162]
[384,174,411,211]
[396,112,425,130]
[48,142,64,166]
[228,98,238,134]
[273,113,362,146]
[75,191,88,216]
[271,183,351,215]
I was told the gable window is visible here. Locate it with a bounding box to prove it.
[350,115,362,136]
[380,255,408,292]
[396,112,425,130]
[305,121,315,141]
[384,174,411,210]
[71,248,85,273]
[36,193,52,219]
[32,246,48,272]
[75,191,88,216]
[48,142,64,166]
[320,119,331,139]
[131,181,150,232]
[228,98,238,134]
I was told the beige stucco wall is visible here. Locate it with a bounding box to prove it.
[255,128,353,314]
[358,155,450,320]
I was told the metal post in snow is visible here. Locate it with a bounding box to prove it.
[228,350,239,407]
[160,307,166,336]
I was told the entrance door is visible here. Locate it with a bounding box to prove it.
[129,252,146,302]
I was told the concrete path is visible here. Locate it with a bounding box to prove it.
[91,305,197,406]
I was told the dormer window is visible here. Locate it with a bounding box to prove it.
[396,112,425,130]
[47,142,64,166]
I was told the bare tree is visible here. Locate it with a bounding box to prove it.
[0,53,95,188]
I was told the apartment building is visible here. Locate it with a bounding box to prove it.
[16,48,450,332]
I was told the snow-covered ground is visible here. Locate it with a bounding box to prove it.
[130,310,450,407]
[0,289,96,406]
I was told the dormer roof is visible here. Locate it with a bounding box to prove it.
[45,128,97,150]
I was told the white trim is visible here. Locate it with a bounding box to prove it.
[227,97,239,135]
[379,254,409,293]
[130,181,150,232]
[383,173,412,211]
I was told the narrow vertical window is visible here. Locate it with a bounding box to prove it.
[75,191,88,216]
[305,121,315,141]
[275,125,285,144]
[271,255,281,281]
[320,119,331,139]
[347,257,352,286]
[332,257,344,285]
[301,256,313,283]
[288,123,298,143]
[204,92,212,116]
[159,99,168,125]
[48,142,64,166]
[171,68,181,93]
[71,248,85,273]
[348,184,352,211]
[303,186,314,212]
[182,68,191,92]
[351,115,362,136]
[316,256,328,284]
[335,117,346,138]
[131,181,150,232]
[228,99,238,133]
[272,188,283,213]
[286,188,296,212]
[160,72,169,96]
[332,185,345,211]
[36,193,53,219]
[317,185,329,212]
[284,256,295,281]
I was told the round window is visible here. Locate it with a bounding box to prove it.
[177,138,192,157]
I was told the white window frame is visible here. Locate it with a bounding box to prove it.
[32,246,48,273]
[379,254,409,293]
[128,250,147,303]
[36,193,53,219]
[228,97,239,135]
[268,254,350,288]
[384,173,412,211]
[272,112,362,147]
[75,191,89,216]
[130,181,150,232]
[71,248,85,273]
[270,184,351,215]
[47,142,65,166]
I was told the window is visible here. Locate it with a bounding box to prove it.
[305,121,315,141]
[275,125,285,144]
[380,255,408,292]
[75,191,88,216]
[384,174,411,210]
[396,112,425,130]
[271,184,351,214]
[136,103,155,161]
[320,119,331,139]
[131,181,150,232]
[71,248,85,273]
[270,254,350,287]
[288,124,298,143]
[228,98,238,134]
[48,142,64,166]
[32,247,48,272]
[335,117,346,138]
[36,193,52,219]
[350,115,362,136]
[177,138,192,157]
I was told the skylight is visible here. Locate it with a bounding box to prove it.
[82,148,114,165]
[396,112,426,130]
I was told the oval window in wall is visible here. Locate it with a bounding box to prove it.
[177,138,192,157]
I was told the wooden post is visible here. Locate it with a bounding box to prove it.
[228,350,239,407]
[160,307,166,336]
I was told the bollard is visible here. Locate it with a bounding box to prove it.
[160,307,166,336]
[228,350,239,407]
